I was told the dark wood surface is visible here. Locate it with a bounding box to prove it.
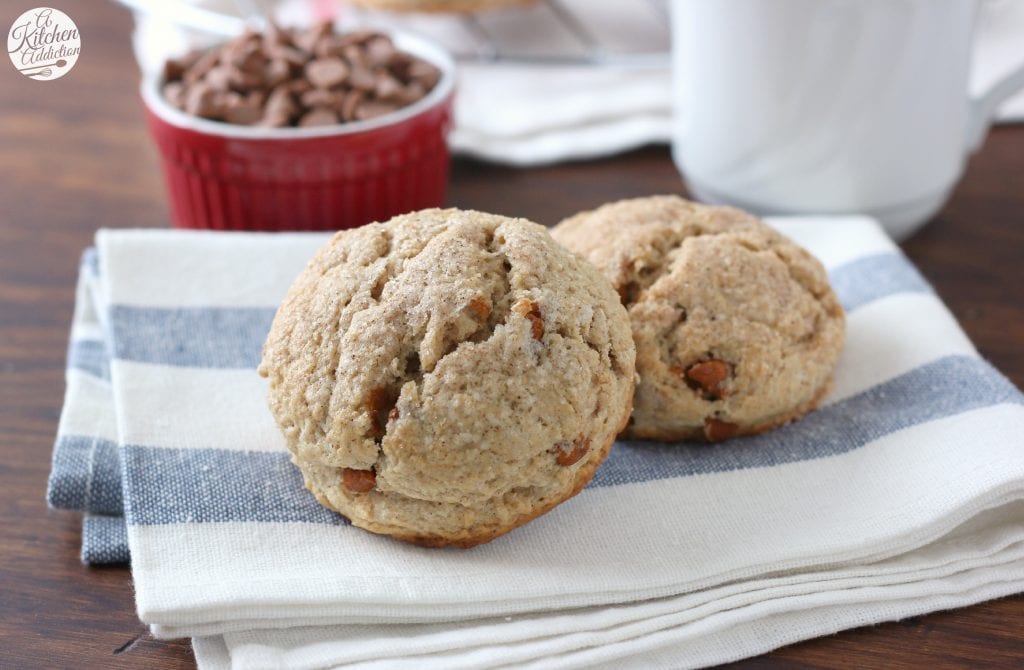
[1,2,1022,668]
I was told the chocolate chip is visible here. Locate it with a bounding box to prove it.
[224,97,263,125]
[342,44,366,68]
[211,91,242,118]
[388,52,414,80]
[375,74,403,101]
[355,100,400,121]
[183,49,220,85]
[264,58,291,88]
[162,26,441,128]
[294,21,332,55]
[204,65,234,92]
[347,65,376,92]
[226,40,264,74]
[266,85,297,117]
[398,82,427,105]
[298,107,339,127]
[267,44,308,69]
[263,22,289,50]
[340,89,364,121]
[364,36,396,68]
[300,88,343,110]
[305,58,349,89]
[259,110,292,128]
[314,35,348,59]
[408,60,441,89]
[184,83,219,118]
[230,67,264,91]
[341,29,378,47]
[162,81,186,109]
[286,78,313,95]
[163,58,185,84]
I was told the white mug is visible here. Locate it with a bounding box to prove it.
[670,0,1024,239]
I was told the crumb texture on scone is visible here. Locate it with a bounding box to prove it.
[259,208,635,547]
[551,195,845,442]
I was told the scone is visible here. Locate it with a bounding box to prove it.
[351,0,536,13]
[551,196,844,442]
[259,208,635,547]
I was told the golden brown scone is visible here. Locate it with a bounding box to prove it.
[351,0,536,13]
[259,208,635,547]
[551,196,845,442]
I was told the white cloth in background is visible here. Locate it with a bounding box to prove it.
[125,0,1024,166]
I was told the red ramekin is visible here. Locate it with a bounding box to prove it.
[141,32,455,232]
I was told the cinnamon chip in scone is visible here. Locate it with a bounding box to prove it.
[552,196,845,442]
[258,208,635,548]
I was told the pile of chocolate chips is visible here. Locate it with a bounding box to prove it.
[161,22,442,128]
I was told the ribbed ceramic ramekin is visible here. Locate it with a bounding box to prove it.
[140,31,455,232]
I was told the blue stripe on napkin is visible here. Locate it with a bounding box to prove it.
[592,354,1021,487]
[123,446,348,526]
[828,253,932,312]
[47,436,123,515]
[121,354,1020,527]
[110,306,276,369]
[81,514,129,565]
[104,253,930,372]
[68,339,110,380]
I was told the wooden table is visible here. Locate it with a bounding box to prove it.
[1,4,1022,668]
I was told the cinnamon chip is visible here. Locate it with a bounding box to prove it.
[552,437,590,466]
[512,298,544,341]
[366,387,399,437]
[468,296,491,320]
[161,24,442,128]
[684,359,731,399]
[342,468,376,493]
[704,418,739,442]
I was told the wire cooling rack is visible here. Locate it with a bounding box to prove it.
[431,0,671,65]
[116,0,671,67]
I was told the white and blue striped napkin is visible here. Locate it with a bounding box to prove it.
[48,219,1024,669]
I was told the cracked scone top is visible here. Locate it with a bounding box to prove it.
[258,208,636,547]
[552,196,844,442]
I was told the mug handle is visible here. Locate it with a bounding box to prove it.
[966,58,1024,151]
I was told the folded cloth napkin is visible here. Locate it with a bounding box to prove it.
[47,250,130,564]
[48,218,1024,669]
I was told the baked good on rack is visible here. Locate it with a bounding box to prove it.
[351,0,537,13]
[259,208,635,547]
[551,195,844,442]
